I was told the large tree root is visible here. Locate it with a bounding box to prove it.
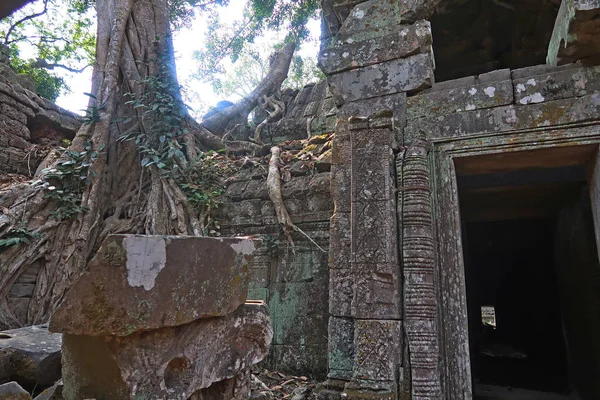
[267,146,326,253]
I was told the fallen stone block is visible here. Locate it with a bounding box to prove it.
[59,302,272,400]
[0,381,32,400]
[50,235,258,336]
[0,325,61,388]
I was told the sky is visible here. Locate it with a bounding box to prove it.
[43,0,321,117]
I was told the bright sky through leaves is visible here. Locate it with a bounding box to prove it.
[41,0,321,117]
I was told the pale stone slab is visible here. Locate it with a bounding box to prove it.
[50,235,258,336]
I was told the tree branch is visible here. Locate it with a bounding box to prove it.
[3,0,48,45]
[201,42,296,135]
[32,59,91,73]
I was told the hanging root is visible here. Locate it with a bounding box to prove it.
[267,146,326,253]
[254,93,285,143]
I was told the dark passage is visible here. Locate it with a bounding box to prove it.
[463,219,569,395]
[456,146,600,399]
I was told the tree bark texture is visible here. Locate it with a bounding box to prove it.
[0,0,201,328]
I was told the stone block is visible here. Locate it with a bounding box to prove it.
[331,165,351,212]
[351,128,394,150]
[269,343,328,378]
[271,311,329,346]
[510,62,580,80]
[60,303,272,400]
[338,93,407,137]
[329,268,354,317]
[514,93,600,128]
[247,287,269,302]
[332,133,351,165]
[352,199,398,265]
[406,105,518,139]
[547,0,600,65]
[275,248,329,283]
[0,382,31,400]
[351,147,395,203]
[50,235,258,336]
[407,79,514,120]
[328,53,433,104]
[328,316,354,378]
[319,21,432,75]
[0,325,62,387]
[351,269,401,319]
[477,68,511,84]
[330,212,352,270]
[353,320,402,382]
[0,103,28,125]
[513,65,600,105]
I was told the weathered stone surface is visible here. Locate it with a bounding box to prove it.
[407,93,600,139]
[33,380,62,400]
[407,79,514,120]
[0,381,32,400]
[319,21,432,75]
[351,267,401,319]
[352,320,401,383]
[327,317,354,380]
[329,268,353,317]
[327,53,433,104]
[513,65,600,105]
[60,302,272,400]
[0,325,61,387]
[50,235,258,336]
[547,0,600,65]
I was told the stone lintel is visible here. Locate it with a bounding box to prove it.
[50,235,258,336]
[513,65,600,105]
[406,93,600,140]
[547,0,600,65]
[407,79,514,120]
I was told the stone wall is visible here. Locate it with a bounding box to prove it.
[0,62,80,178]
[217,80,337,378]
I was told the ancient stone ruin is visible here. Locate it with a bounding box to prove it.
[2,0,600,399]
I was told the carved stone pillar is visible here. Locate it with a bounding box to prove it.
[399,135,442,399]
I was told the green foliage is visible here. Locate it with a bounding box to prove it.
[81,92,107,125]
[9,54,67,101]
[0,224,40,251]
[194,0,319,79]
[0,0,96,99]
[120,53,188,171]
[175,151,230,232]
[34,141,101,220]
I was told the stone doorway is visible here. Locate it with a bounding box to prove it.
[451,145,600,399]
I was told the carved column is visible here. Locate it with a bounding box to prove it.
[399,135,442,399]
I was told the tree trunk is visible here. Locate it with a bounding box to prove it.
[0,0,202,328]
[201,43,296,135]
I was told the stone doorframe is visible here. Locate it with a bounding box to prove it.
[424,123,600,399]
